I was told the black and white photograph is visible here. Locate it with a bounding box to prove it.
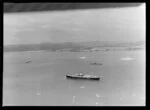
[3,3,146,106]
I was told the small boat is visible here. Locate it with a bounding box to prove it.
[66,73,100,80]
[25,61,31,63]
[90,62,102,65]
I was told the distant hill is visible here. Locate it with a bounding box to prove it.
[4,41,145,52]
[76,41,145,47]
[4,42,84,52]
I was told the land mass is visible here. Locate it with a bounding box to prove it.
[4,41,145,52]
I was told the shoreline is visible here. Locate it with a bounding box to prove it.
[4,47,145,53]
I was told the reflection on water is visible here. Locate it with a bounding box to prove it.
[120,57,134,61]
[80,86,85,89]
[72,96,76,104]
[96,94,100,98]
[119,98,123,100]
[79,56,88,60]
[36,92,41,96]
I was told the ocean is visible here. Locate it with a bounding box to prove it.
[3,49,145,106]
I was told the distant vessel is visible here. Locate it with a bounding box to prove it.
[66,73,100,80]
[25,61,31,63]
[90,62,102,65]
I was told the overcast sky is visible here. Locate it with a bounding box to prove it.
[4,3,145,45]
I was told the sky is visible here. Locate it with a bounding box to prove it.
[4,3,145,45]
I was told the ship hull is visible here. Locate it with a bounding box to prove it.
[66,75,100,80]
